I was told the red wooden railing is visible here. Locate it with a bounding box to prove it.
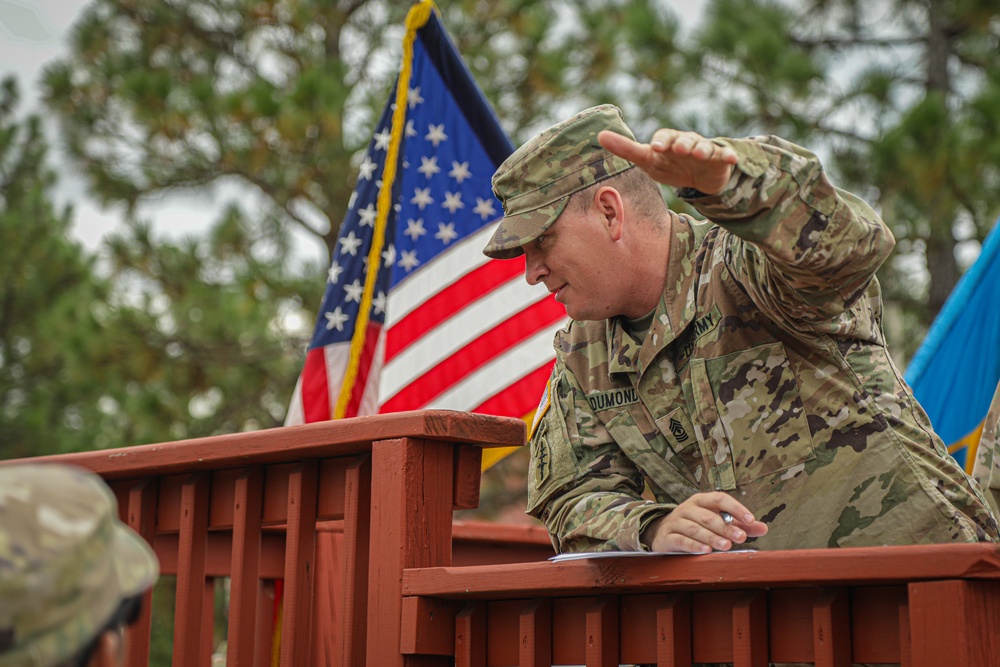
[7,410,1000,666]
[4,410,550,667]
[401,544,1000,666]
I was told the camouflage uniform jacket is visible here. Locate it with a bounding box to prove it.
[973,381,1000,517]
[527,135,999,552]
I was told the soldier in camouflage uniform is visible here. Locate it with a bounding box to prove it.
[483,104,999,554]
[973,381,1000,517]
[0,464,159,667]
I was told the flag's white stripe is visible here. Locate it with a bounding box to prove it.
[357,329,387,417]
[386,221,500,327]
[323,343,350,418]
[283,374,306,426]
[420,322,563,411]
[379,276,548,403]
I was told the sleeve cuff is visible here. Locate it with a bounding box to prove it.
[636,505,674,552]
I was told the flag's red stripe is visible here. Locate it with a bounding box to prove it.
[381,298,564,411]
[385,257,526,362]
[301,347,332,422]
[473,361,554,417]
[346,322,382,418]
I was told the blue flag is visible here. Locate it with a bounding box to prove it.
[906,217,1000,470]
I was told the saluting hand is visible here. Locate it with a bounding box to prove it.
[598,128,738,195]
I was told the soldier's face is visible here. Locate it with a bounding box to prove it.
[523,206,626,320]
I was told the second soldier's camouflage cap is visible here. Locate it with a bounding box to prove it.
[482,104,636,259]
[0,463,159,667]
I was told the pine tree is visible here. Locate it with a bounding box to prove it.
[688,0,1000,353]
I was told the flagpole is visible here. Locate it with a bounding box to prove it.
[334,0,435,419]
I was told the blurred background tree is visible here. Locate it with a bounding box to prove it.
[0,75,118,458]
[687,0,1000,360]
[24,0,691,461]
[8,2,997,661]
[2,0,997,497]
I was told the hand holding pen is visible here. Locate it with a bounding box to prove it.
[641,491,769,554]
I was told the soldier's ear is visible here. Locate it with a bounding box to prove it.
[88,631,121,667]
[592,186,625,242]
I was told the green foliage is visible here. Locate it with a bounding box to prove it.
[42,0,695,265]
[94,208,318,446]
[11,0,1000,464]
[0,77,118,457]
[1,73,317,458]
[689,0,1000,357]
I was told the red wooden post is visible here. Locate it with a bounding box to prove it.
[908,579,1000,667]
[279,461,319,667]
[898,596,912,667]
[254,581,277,666]
[124,479,157,667]
[367,436,455,667]
[813,588,850,667]
[586,596,619,667]
[455,602,487,667]
[657,594,692,667]
[227,466,263,667]
[340,455,372,667]
[519,599,552,667]
[312,527,340,664]
[732,590,767,667]
[202,577,216,660]
[173,473,210,667]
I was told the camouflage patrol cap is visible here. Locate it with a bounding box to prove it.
[0,463,159,667]
[483,104,636,259]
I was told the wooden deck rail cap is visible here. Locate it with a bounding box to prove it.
[402,543,1000,599]
[2,410,526,479]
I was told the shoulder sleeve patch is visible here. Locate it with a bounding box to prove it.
[528,378,552,442]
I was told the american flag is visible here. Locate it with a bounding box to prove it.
[285,10,566,435]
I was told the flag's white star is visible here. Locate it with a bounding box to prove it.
[442,191,464,214]
[357,155,377,180]
[372,291,387,315]
[358,203,377,227]
[373,128,391,151]
[435,222,458,245]
[417,156,441,178]
[339,231,363,256]
[425,123,447,146]
[408,86,424,108]
[324,307,349,331]
[348,191,358,210]
[405,120,417,138]
[405,218,427,240]
[410,187,433,210]
[344,279,364,303]
[399,250,420,272]
[449,161,472,183]
[382,244,396,267]
[327,262,344,284]
[473,197,497,220]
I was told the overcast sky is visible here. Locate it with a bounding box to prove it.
[1,0,706,260]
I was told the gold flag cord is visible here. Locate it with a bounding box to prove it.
[334,0,435,419]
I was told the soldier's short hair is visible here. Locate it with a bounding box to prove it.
[566,163,669,224]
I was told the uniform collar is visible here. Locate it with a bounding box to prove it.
[607,212,699,376]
